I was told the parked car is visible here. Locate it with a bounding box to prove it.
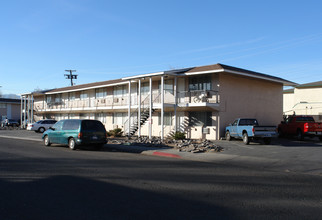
[225,118,277,145]
[42,119,108,150]
[278,115,322,141]
[1,119,19,127]
[27,119,57,133]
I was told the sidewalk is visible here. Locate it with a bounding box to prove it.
[1,130,322,176]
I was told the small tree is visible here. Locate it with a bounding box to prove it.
[173,131,186,140]
[107,128,123,137]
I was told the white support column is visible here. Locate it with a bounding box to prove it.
[138,79,141,137]
[161,75,164,141]
[27,95,31,124]
[20,96,23,128]
[31,94,34,123]
[23,96,26,128]
[174,76,177,132]
[149,77,152,139]
[128,80,131,137]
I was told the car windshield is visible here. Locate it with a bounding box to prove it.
[8,119,16,122]
[82,120,106,132]
[36,121,42,124]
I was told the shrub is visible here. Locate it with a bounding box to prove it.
[107,128,123,137]
[173,131,186,140]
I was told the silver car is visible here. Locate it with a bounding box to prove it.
[26,119,57,133]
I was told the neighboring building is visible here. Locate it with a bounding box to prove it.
[22,63,295,140]
[0,98,21,121]
[283,81,322,121]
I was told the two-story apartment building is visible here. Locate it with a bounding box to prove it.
[21,63,295,140]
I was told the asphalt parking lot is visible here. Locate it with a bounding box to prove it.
[0,129,321,175]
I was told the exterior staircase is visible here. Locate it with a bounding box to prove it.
[123,93,160,136]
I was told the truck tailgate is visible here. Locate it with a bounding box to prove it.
[253,126,277,137]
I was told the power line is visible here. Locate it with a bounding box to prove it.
[64,70,78,86]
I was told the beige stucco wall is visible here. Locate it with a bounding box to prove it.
[219,72,283,137]
[283,92,295,114]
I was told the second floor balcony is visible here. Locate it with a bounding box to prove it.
[34,90,219,112]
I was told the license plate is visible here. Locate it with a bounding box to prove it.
[92,136,98,140]
[264,134,272,137]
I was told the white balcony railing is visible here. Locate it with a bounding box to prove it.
[34,90,219,112]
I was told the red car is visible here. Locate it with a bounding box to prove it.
[278,115,322,141]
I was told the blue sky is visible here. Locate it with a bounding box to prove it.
[1,0,322,95]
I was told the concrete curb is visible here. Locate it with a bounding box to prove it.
[152,151,182,158]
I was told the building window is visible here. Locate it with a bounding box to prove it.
[158,112,172,126]
[96,88,107,98]
[54,94,62,103]
[113,112,127,124]
[159,79,174,94]
[141,82,150,95]
[114,85,128,97]
[189,112,212,126]
[80,91,88,100]
[189,75,212,91]
[0,103,6,108]
[69,92,76,101]
[46,95,52,103]
[95,113,106,123]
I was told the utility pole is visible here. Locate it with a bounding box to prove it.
[64,70,77,86]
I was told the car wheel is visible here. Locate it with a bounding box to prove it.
[225,131,231,141]
[44,135,51,146]
[38,127,45,133]
[68,138,77,150]
[243,133,250,145]
[297,129,303,141]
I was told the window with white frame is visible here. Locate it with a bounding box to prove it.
[69,92,76,101]
[141,82,150,95]
[95,88,107,98]
[158,112,172,126]
[159,79,174,94]
[189,75,212,91]
[80,91,88,100]
[189,111,212,126]
[113,112,127,125]
[54,94,62,103]
[113,85,128,97]
[46,95,52,103]
[95,113,106,123]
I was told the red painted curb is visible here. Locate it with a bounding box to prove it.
[152,151,182,159]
